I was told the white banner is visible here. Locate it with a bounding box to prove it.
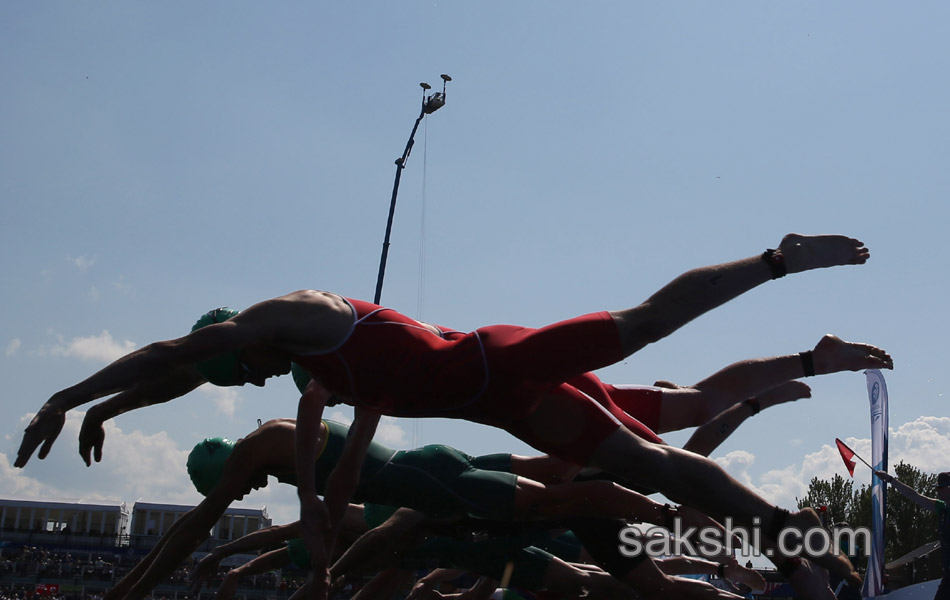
[862,369,889,599]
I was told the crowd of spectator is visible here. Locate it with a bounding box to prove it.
[0,545,304,599]
[0,546,117,582]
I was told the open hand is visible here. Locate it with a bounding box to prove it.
[79,407,107,466]
[15,401,66,468]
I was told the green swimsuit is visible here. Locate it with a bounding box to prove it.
[278,421,519,520]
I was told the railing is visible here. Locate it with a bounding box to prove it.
[1,530,261,553]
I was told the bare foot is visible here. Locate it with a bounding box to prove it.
[653,379,684,389]
[779,234,869,273]
[782,557,837,600]
[756,381,811,411]
[781,508,862,588]
[813,334,894,373]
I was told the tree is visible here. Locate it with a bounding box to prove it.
[797,473,854,527]
[885,462,938,560]
[797,462,939,563]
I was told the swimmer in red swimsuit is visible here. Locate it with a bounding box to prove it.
[16,233,893,598]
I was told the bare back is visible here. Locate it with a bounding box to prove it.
[238,418,326,478]
[238,290,356,355]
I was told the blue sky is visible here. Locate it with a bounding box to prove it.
[3,2,950,540]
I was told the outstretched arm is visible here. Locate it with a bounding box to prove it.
[108,498,231,600]
[443,577,498,600]
[620,555,747,600]
[109,437,262,599]
[407,568,468,600]
[214,548,289,600]
[105,511,195,600]
[191,521,302,590]
[349,568,416,600]
[79,366,206,466]
[406,570,497,600]
[655,556,766,592]
[875,470,940,512]
[16,316,263,468]
[330,509,431,583]
[215,548,290,600]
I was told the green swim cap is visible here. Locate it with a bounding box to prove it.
[191,308,242,386]
[187,437,235,496]
[286,538,312,569]
[290,362,312,395]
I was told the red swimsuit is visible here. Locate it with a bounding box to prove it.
[292,296,663,463]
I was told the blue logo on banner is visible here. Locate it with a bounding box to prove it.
[870,382,879,405]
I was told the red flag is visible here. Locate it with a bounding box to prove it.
[836,438,856,477]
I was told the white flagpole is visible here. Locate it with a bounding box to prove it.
[862,369,889,598]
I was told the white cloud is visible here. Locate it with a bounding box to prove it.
[714,449,757,487]
[879,416,950,474]
[85,285,101,303]
[6,411,199,506]
[6,412,304,526]
[323,411,407,447]
[112,277,132,294]
[66,255,96,271]
[0,452,56,498]
[327,411,353,425]
[93,426,193,501]
[40,331,137,363]
[375,417,408,447]
[6,338,20,356]
[716,416,950,510]
[197,384,242,419]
